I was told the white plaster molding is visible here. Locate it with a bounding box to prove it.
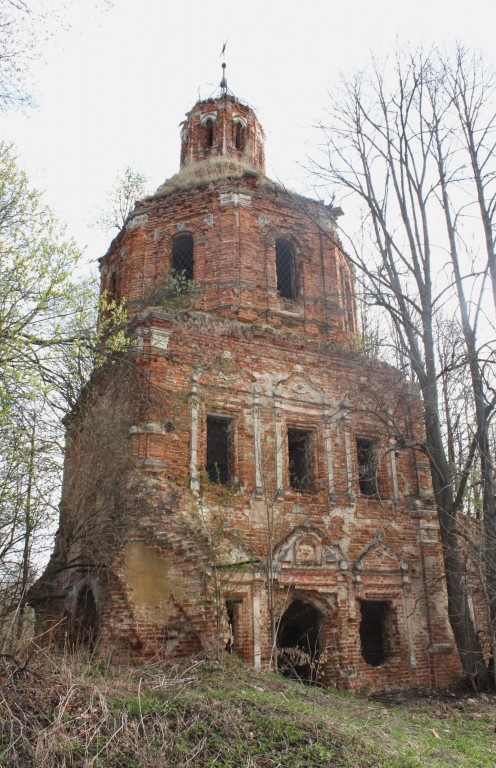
[258,214,273,228]
[252,589,261,669]
[126,213,148,231]
[390,447,400,506]
[324,421,336,501]
[253,386,263,494]
[219,191,252,207]
[232,114,247,128]
[190,375,200,492]
[129,423,171,436]
[274,407,284,498]
[149,328,172,352]
[343,428,355,504]
[402,588,417,670]
[200,112,217,125]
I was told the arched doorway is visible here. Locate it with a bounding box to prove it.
[276,599,322,682]
[73,586,98,649]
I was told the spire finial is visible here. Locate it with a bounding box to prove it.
[220,41,228,95]
[220,62,228,95]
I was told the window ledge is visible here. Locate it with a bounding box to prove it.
[276,303,303,317]
[286,489,321,498]
[363,656,401,669]
[202,482,242,496]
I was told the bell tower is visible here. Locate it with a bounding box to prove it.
[98,67,356,343]
[180,65,266,172]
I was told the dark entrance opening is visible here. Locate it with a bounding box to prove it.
[359,600,395,667]
[277,599,322,682]
[73,586,98,649]
[225,598,242,654]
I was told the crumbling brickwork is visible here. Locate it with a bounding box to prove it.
[31,87,462,691]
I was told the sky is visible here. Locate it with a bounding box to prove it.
[1,0,495,272]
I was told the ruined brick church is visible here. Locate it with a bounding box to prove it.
[31,72,462,690]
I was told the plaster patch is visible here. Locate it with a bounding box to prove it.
[126,213,148,231]
[123,541,185,623]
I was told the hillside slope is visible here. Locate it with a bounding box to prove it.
[1,653,495,767]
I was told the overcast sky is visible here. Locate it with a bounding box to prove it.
[1,0,494,270]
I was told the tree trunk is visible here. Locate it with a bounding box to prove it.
[17,414,36,638]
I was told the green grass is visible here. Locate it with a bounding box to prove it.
[1,652,495,766]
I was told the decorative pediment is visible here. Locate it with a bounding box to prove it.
[200,112,217,125]
[274,526,348,570]
[274,373,328,407]
[190,362,257,391]
[353,533,408,575]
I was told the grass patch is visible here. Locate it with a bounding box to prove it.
[1,650,495,766]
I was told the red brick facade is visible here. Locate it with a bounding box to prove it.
[31,90,462,690]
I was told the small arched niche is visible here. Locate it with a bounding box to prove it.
[72,586,98,649]
[276,599,323,682]
[204,118,215,148]
[234,121,245,151]
[200,113,217,151]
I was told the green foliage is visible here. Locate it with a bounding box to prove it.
[0,143,129,632]
[0,143,131,414]
[0,143,80,414]
[156,269,197,313]
[107,693,167,718]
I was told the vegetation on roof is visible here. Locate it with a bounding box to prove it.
[151,157,262,199]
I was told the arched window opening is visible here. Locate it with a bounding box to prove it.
[359,600,397,667]
[234,121,245,151]
[356,437,379,497]
[275,238,297,300]
[107,271,117,301]
[287,428,313,491]
[206,415,233,484]
[205,118,215,148]
[277,599,322,682]
[73,586,98,649]
[172,233,194,282]
[340,266,355,331]
[107,272,117,299]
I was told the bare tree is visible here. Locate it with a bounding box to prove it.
[445,47,496,312]
[313,46,496,685]
[0,1,112,111]
[0,397,63,644]
[95,167,148,232]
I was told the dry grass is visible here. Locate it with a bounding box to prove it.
[1,642,496,767]
[150,156,261,200]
